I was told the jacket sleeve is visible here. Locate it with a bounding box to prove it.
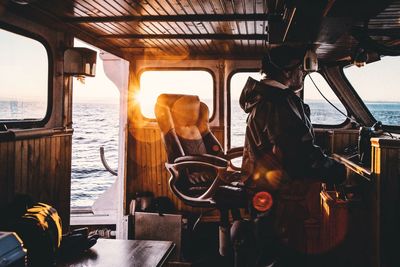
[250,97,345,183]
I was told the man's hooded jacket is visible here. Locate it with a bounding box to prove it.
[239,77,344,190]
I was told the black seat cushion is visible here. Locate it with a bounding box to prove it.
[155,94,224,196]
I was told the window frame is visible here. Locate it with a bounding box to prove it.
[137,67,217,122]
[340,64,400,132]
[303,71,350,128]
[227,68,260,148]
[228,69,351,149]
[0,22,53,129]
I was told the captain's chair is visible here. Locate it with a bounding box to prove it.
[155,94,243,208]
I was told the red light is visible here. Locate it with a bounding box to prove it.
[252,191,273,212]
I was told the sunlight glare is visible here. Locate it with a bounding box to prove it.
[138,70,214,118]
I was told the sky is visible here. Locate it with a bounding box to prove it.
[72,39,119,103]
[138,70,214,117]
[1,26,399,107]
[0,28,48,101]
[344,56,400,102]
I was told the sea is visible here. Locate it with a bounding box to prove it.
[1,100,399,207]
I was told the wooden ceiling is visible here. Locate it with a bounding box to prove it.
[3,0,400,61]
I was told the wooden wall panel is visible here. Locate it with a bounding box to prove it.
[371,138,400,266]
[126,125,224,214]
[0,134,72,230]
[314,129,358,155]
[330,130,359,154]
[0,142,15,206]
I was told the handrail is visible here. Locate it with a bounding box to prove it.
[100,146,118,176]
[0,127,73,141]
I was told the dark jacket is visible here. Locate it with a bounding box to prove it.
[239,77,344,190]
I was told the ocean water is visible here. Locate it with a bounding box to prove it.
[1,100,399,207]
[71,102,119,207]
[0,100,47,120]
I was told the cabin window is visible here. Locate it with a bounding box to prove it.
[138,70,214,119]
[229,71,347,150]
[230,72,263,148]
[343,56,400,126]
[0,28,49,123]
[229,72,263,168]
[303,72,347,125]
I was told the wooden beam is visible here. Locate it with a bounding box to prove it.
[322,0,337,16]
[364,28,400,38]
[99,33,268,40]
[282,7,297,42]
[63,14,281,24]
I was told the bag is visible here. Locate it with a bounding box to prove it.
[16,202,62,266]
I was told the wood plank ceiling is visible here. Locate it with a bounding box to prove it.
[33,0,272,58]
[6,0,400,61]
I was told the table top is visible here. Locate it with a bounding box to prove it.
[57,239,175,267]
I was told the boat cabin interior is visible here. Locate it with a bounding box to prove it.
[1,0,400,266]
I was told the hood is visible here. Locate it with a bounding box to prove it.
[239,77,290,113]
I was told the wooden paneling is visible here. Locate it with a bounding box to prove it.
[371,138,400,267]
[5,0,398,60]
[314,129,359,155]
[126,125,223,214]
[0,134,72,230]
[330,130,359,154]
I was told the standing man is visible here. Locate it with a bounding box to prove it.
[239,45,345,266]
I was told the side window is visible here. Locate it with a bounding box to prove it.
[343,56,400,126]
[138,70,214,119]
[230,72,263,148]
[0,28,49,122]
[304,72,347,125]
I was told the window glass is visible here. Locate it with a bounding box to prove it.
[0,28,48,121]
[230,72,263,148]
[230,72,347,150]
[304,72,347,125]
[343,56,400,126]
[230,72,263,167]
[138,70,214,118]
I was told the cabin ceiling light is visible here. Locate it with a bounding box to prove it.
[303,49,318,72]
[64,47,97,78]
[353,47,368,67]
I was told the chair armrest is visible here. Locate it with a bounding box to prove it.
[165,161,229,206]
[225,147,243,161]
[225,147,244,171]
[174,154,228,167]
[166,160,227,178]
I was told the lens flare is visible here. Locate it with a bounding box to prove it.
[252,191,273,212]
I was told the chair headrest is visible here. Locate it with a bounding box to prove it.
[155,94,210,134]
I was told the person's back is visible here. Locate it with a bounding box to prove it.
[239,46,345,191]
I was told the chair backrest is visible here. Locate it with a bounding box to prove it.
[155,94,223,163]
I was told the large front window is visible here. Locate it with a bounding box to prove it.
[343,56,400,126]
[303,72,347,125]
[229,71,347,149]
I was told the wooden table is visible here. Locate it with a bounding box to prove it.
[57,239,175,267]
